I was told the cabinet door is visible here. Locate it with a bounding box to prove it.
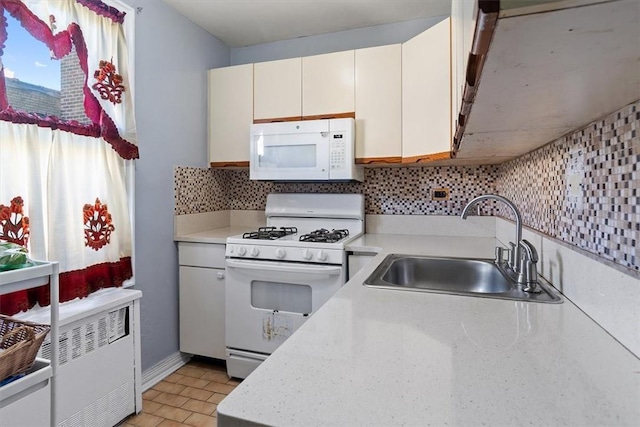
[355,44,402,164]
[179,266,226,360]
[451,1,477,140]
[402,18,452,163]
[302,50,355,117]
[348,253,376,280]
[254,58,302,121]
[208,64,253,167]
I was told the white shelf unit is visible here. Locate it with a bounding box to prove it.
[0,261,59,426]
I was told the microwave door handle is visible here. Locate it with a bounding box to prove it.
[226,259,342,276]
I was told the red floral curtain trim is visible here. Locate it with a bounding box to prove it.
[0,0,139,160]
[0,257,132,316]
[76,0,126,24]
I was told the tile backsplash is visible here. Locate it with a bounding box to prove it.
[175,165,499,216]
[174,100,639,273]
[498,101,638,272]
[174,167,228,215]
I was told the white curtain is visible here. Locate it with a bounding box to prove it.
[0,121,133,273]
[0,0,135,311]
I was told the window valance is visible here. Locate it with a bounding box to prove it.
[0,0,138,159]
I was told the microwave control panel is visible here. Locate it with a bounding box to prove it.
[330,134,346,170]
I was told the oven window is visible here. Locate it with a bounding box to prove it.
[251,281,313,314]
[258,144,317,168]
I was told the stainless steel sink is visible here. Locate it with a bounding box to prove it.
[364,254,562,303]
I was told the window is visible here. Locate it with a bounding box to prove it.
[0,0,136,315]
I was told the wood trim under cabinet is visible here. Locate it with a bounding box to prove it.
[302,112,355,121]
[401,151,453,164]
[356,156,403,165]
[253,112,355,124]
[452,0,499,154]
[210,161,249,168]
[253,116,302,124]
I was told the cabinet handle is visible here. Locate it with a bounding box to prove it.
[217,272,225,280]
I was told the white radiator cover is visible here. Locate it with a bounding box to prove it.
[18,288,142,426]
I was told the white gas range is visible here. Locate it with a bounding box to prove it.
[224,193,364,379]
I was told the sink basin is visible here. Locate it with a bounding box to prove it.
[364,254,562,303]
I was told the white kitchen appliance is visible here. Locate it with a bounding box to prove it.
[249,118,364,182]
[225,193,364,379]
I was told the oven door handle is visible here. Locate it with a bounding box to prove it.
[226,259,342,276]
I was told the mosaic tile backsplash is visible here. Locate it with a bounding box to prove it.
[174,167,229,215]
[498,101,638,272]
[175,165,499,216]
[174,100,639,273]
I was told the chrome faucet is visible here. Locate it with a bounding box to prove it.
[461,194,522,272]
[460,194,540,293]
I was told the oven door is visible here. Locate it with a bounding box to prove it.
[249,120,330,181]
[225,258,344,355]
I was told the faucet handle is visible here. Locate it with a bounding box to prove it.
[508,241,517,271]
[518,239,539,263]
[518,240,540,292]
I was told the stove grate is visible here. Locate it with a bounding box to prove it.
[242,226,298,240]
[299,229,349,243]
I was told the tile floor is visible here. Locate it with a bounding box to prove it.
[122,358,240,427]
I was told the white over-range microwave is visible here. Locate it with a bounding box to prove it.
[249,118,364,181]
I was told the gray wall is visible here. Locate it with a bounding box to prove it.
[230,16,447,65]
[124,0,230,371]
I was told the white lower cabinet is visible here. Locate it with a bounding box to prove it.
[348,252,377,280]
[178,243,226,360]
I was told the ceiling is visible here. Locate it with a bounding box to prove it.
[162,0,451,48]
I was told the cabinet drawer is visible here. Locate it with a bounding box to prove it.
[178,242,226,269]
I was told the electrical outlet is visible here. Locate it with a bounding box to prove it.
[432,188,450,201]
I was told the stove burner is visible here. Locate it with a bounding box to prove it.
[299,229,349,243]
[243,226,297,240]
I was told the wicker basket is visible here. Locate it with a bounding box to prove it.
[0,315,51,382]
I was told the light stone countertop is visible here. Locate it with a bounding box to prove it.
[217,234,640,427]
[173,227,249,244]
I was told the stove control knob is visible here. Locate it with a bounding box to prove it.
[317,250,328,262]
[228,246,234,254]
[276,248,286,259]
[250,247,260,257]
[237,246,246,256]
[302,249,312,260]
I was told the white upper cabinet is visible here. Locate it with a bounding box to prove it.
[302,50,355,117]
[354,44,402,163]
[208,64,253,166]
[254,58,302,121]
[451,0,477,137]
[402,17,452,163]
[456,0,640,163]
